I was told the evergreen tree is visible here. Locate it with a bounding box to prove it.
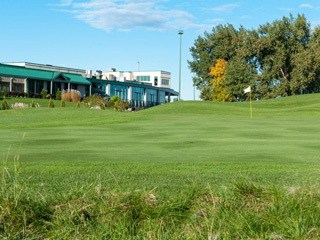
[56,88,61,100]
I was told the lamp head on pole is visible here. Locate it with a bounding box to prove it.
[178,30,184,35]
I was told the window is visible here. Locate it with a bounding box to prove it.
[12,83,24,92]
[147,89,158,103]
[47,81,51,94]
[110,84,128,101]
[28,80,35,93]
[36,80,44,94]
[53,82,61,94]
[137,76,150,81]
[92,83,106,96]
[161,79,169,85]
[132,87,144,101]
[71,84,78,90]
[159,91,165,104]
[0,82,9,92]
[154,76,158,86]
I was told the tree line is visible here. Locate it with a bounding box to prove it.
[188,14,320,101]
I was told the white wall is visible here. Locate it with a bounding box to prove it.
[101,70,171,88]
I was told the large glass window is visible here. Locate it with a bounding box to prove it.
[28,79,35,93]
[132,87,144,101]
[53,82,61,94]
[92,82,106,96]
[159,91,165,104]
[46,81,51,94]
[85,85,90,96]
[147,89,158,103]
[36,81,44,94]
[12,83,24,92]
[137,76,150,81]
[110,84,128,101]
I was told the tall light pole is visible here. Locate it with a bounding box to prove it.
[178,30,183,101]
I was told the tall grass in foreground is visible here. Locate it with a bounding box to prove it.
[1,149,320,239]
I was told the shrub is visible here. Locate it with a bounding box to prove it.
[56,88,61,100]
[61,100,66,108]
[70,90,81,103]
[31,100,36,108]
[41,89,46,99]
[46,94,51,99]
[62,89,81,103]
[3,88,7,98]
[26,89,29,98]
[110,95,121,102]
[48,98,54,108]
[12,103,29,109]
[82,96,106,108]
[2,98,9,110]
[115,100,130,112]
[99,102,105,110]
[105,101,114,108]
[61,90,71,102]
[76,101,80,108]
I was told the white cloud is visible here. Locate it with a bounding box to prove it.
[50,0,73,7]
[211,4,241,13]
[53,0,209,32]
[240,15,251,19]
[206,18,225,23]
[279,7,294,12]
[299,3,314,8]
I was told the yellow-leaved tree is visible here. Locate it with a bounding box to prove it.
[209,59,232,102]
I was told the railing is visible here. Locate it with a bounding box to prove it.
[129,100,162,109]
[99,96,163,109]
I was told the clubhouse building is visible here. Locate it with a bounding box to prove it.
[0,62,178,108]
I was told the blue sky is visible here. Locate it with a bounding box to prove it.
[1,1,320,100]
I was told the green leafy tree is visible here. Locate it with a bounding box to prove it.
[189,24,250,100]
[254,14,312,98]
[225,57,257,101]
[189,14,320,100]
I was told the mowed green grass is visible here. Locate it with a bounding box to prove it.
[1,95,320,194]
[1,94,320,238]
